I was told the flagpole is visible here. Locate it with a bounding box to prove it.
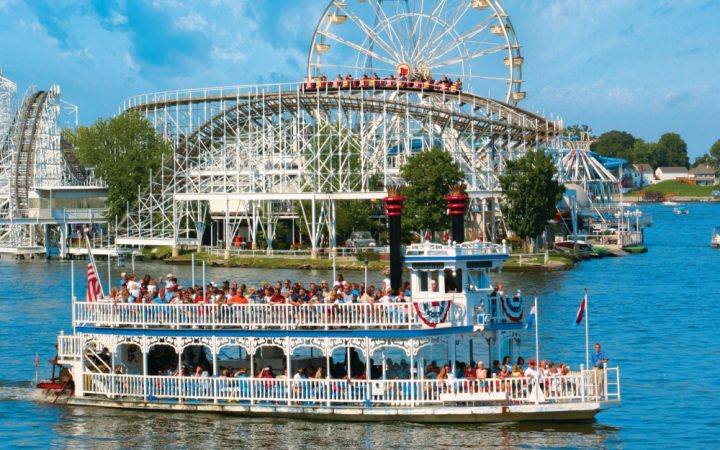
[534,293,540,405]
[584,288,590,370]
[534,294,539,367]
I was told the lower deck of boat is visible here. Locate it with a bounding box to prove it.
[56,396,618,423]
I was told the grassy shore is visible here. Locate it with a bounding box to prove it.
[633,180,717,197]
[149,247,576,272]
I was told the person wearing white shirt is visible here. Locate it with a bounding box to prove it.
[524,359,539,380]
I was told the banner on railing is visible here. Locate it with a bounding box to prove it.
[413,300,451,328]
[501,296,523,322]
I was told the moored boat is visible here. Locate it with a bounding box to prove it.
[712,227,720,249]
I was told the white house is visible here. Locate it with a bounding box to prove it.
[655,166,688,181]
[622,163,654,188]
[688,165,717,186]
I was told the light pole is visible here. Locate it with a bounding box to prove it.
[364,255,369,291]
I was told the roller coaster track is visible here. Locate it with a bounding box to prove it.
[11,90,49,217]
[127,87,558,183]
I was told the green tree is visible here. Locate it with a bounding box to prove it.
[400,148,464,235]
[591,130,636,160]
[653,132,689,167]
[629,138,655,165]
[335,199,382,243]
[65,111,170,220]
[709,139,720,164]
[498,151,565,250]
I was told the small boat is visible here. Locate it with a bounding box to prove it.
[662,201,678,206]
[712,227,720,249]
[554,240,599,259]
[673,206,689,215]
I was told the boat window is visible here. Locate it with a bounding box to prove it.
[418,271,440,292]
[444,268,462,293]
[467,270,483,291]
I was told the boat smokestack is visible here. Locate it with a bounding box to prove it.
[445,183,468,244]
[383,184,405,294]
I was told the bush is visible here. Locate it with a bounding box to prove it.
[504,235,524,250]
[355,250,381,262]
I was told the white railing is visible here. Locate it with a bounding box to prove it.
[82,370,619,407]
[74,301,423,330]
[57,334,81,361]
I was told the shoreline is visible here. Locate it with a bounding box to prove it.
[158,251,579,273]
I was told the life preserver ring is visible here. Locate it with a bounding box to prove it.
[501,295,523,322]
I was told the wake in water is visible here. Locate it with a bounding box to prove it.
[0,380,47,402]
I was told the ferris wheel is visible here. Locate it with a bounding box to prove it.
[307,0,525,104]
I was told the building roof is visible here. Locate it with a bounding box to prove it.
[689,165,716,176]
[632,163,653,173]
[655,166,688,174]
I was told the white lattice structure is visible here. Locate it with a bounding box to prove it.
[117,0,563,253]
[0,78,107,256]
[557,135,620,206]
[119,82,559,251]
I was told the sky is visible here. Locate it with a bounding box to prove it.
[1,0,719,159]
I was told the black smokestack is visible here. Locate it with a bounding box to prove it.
[383,185,405,294]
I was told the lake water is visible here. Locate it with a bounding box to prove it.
[1,203,718,448]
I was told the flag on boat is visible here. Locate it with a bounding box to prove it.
[86,237,104,302]
[526,302,536,330]
[575,297,586,325]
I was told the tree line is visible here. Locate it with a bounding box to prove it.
[565,124,719,173]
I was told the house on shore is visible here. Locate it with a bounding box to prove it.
[688,165,717,186]
[654,166,688,182]
[622,163,654,189]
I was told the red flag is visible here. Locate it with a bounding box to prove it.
[575,298,586,324]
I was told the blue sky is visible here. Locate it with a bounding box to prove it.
[1,0,718,159]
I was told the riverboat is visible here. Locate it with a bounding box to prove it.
[37,194,620,423]
[712,227,720,249]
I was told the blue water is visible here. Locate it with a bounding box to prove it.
[1,203,719,448]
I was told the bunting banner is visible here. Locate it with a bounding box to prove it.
[413,300,452,328]
[501,295,524,322]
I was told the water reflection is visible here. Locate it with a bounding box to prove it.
[47,405,621,449]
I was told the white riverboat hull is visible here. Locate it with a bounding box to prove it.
[58,396,618,423]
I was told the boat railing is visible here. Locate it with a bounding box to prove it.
[57,334,82,362]
[82,370,618,406]
[73,301,430,330]
[405,240,510,257]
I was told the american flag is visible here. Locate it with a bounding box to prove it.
[86,237,104,302]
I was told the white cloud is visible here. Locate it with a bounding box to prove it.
[62,47,94,61]
[607,87,637,107]
[174,13,207,31]
[18,18,44,32]
[211,46,246,63]
[110,11,127,26]
[539,82,605,104]
[123,51,139,73]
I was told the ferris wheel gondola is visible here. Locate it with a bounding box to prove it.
[307,0,525,104]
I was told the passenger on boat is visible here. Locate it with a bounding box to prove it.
[524,359,538,380]
[592,343,608,397]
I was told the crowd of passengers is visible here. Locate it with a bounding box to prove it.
[303,72,462,92]
[107,272,415,306]
[102,348,575,401]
